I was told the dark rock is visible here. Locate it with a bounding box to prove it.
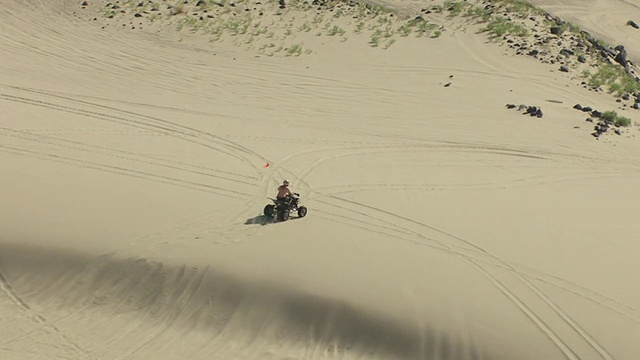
[560,48,574,56]
[628,20,640,29]
[559,65,570,72]
[524,106,543,117]
[196,0,206,6]
[591,131,600,138]
[444,82,451,87]
[577,54,587,63]
[615,129,622,135]
[592,110,602,118]
[633,102,640,110]
[528,49,539,57]
[573,104,583,110]
[586,117,594,122]
[134,13,142,17]
[506,104,516,109]
[614,46,629,68]
[550,26,564,35]
[81,1,88,6]
[581,106,593,112]
[594,125,607,133]
[278,0,285,8]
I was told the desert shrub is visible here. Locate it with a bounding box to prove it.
[615,116,632,127]
[464,5,492,22]
[619,74,640,94]
[170,3,185,15]
[482,17,528,39]
[286,44,303,56]
[600,111,632,127]
[327,25,346,36]
[500,0,543,17]
[443,1,470,17]
[602,111,618,122]
[587,64,640,95]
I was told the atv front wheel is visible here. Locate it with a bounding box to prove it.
[297,206,308,218]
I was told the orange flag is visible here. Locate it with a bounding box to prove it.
[264,162,270,168]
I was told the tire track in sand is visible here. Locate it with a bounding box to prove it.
[0,259,94,358]
[316,194,621,360]
[259,144,605,359]
[273,132,627,358]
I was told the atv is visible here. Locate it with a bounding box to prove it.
[263,193,307,222]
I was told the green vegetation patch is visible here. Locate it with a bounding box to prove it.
[481,16,528,39]
[583,64,640,95]
[601,111,633,127]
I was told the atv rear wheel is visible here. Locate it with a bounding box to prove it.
[279,210,290,221]
[264,204,275,217]
[297,206,308,218]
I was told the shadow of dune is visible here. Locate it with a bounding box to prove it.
[0,242,500,360]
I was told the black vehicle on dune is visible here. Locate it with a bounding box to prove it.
[263,193,307,222]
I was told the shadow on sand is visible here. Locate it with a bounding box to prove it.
[244,214,304,226]
[244,214,274,226]
[0,242,504,360]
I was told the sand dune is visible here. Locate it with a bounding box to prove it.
[1,0,640,359]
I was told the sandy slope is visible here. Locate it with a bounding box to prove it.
[528,0,640,63]
[1,0,640,359]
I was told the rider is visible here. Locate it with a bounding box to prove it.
[276,180,293,205]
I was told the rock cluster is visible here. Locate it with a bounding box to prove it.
[500,12,639,108]
[573,104,625,138]
[505,103,543,118]
[507,21,637,76]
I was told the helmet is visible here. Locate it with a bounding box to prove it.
[283,180,289,186]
